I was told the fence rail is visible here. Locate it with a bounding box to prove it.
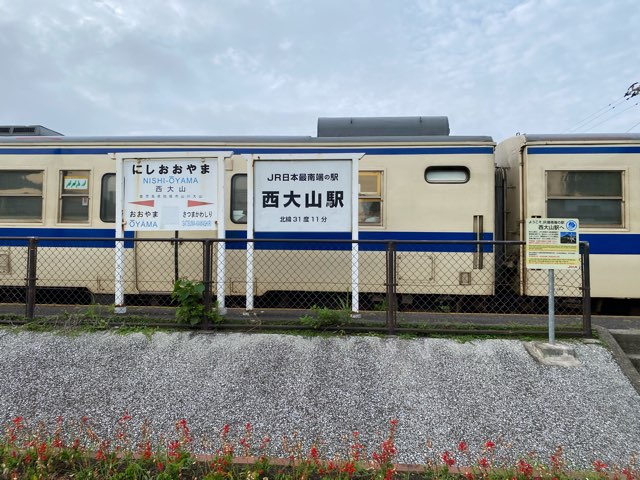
[0,237,591,336]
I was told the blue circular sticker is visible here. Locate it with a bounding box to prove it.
[566,220,578,231]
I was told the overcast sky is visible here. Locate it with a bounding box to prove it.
[1,0,638,142]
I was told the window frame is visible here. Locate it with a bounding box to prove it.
[230,173,248,224]
[424,166,470,184]
[358,170,384,227]
[545,169,625,228]
[58,169,91,224]
[100,173,116,223]
[0,169,45,223]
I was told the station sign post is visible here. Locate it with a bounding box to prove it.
[245,153,362,315]
[114,151,232,314]
[526,218,580,344]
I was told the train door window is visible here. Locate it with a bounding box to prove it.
[425,166,470,183]
[100,174,116,223]
[359,171,383,225]
[0,170,44,222]
[231,174,247,223]
[59,170,90,223]
[546,170,623,227]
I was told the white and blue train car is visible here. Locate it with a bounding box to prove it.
[0,117,497,305]
[496,133,640,311]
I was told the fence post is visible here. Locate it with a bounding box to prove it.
[25,237,38,320]
[202,239,213,330]
[385,241,397,334]
[581,242,592,338]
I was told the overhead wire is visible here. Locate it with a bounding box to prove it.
[626,118,640,133]
[565,96,626,132]
[565,82,640,133]
[585,100,639,132]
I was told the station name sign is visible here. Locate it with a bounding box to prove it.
[253,160,352,232]
[124,158,217,231]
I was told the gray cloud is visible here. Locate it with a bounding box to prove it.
[0,0,638,140]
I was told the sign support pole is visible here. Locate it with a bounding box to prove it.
[245,155,255,313]
[548,269,555,344]
[351,155,359,317]
[114,154,126,314]
[216,156,227,315]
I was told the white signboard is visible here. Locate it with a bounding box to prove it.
[253,160,352,232]
[124,158,217,231]
[526,218,580,269]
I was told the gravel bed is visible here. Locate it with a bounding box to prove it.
[0,329,638,468]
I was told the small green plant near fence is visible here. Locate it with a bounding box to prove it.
[300,303,351,329]
[171,279,223,326]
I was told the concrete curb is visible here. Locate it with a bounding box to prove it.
[594,325,640,396]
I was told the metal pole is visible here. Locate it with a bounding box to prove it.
[548,269,555,345]
[581,242,592,338]
[114,154,126,314]
[386,241,397,335]
[174,230,179,283]
[351,156,360,316]
[25,237,38,320]
[202,239,213,329]
[216,155,227,316]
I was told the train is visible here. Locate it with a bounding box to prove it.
[0,117,638,314]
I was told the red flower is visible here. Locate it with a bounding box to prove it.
[464,472,475,480]
[168,440,181,459]
[517,459,534,478]
[140,441,152,460]
[342,461,356,477]
[458,441,468,452]
[310,445,319,461]
[593,460,608,472]
[441,450,455,467]
[484,440,496,450]
[478,457,490,468]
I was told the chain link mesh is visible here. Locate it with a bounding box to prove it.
[0,237,585,317]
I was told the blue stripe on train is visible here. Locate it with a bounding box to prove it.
[0,146,494,156]
[580,234,640,254]
[225,231,495,252]
[0,229,636,254]
[528,146,640,155]
[0,228,134,247]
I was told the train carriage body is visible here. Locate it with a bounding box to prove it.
[496,133,640,302]
[0,118,497,305]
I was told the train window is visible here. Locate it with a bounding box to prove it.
[59,170,90,223]
[0,170,44,222]
[231,174,247,223]
[359,171,383,225]
[100,174,116,223]
[546,170,623,227]
[425,166,470,183]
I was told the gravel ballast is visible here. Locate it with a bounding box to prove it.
[0,329,638,468]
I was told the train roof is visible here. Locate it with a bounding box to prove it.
[517,133,640,143]
[0,116,494,145]
[0,125,63,136]
[0,134,494,144]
